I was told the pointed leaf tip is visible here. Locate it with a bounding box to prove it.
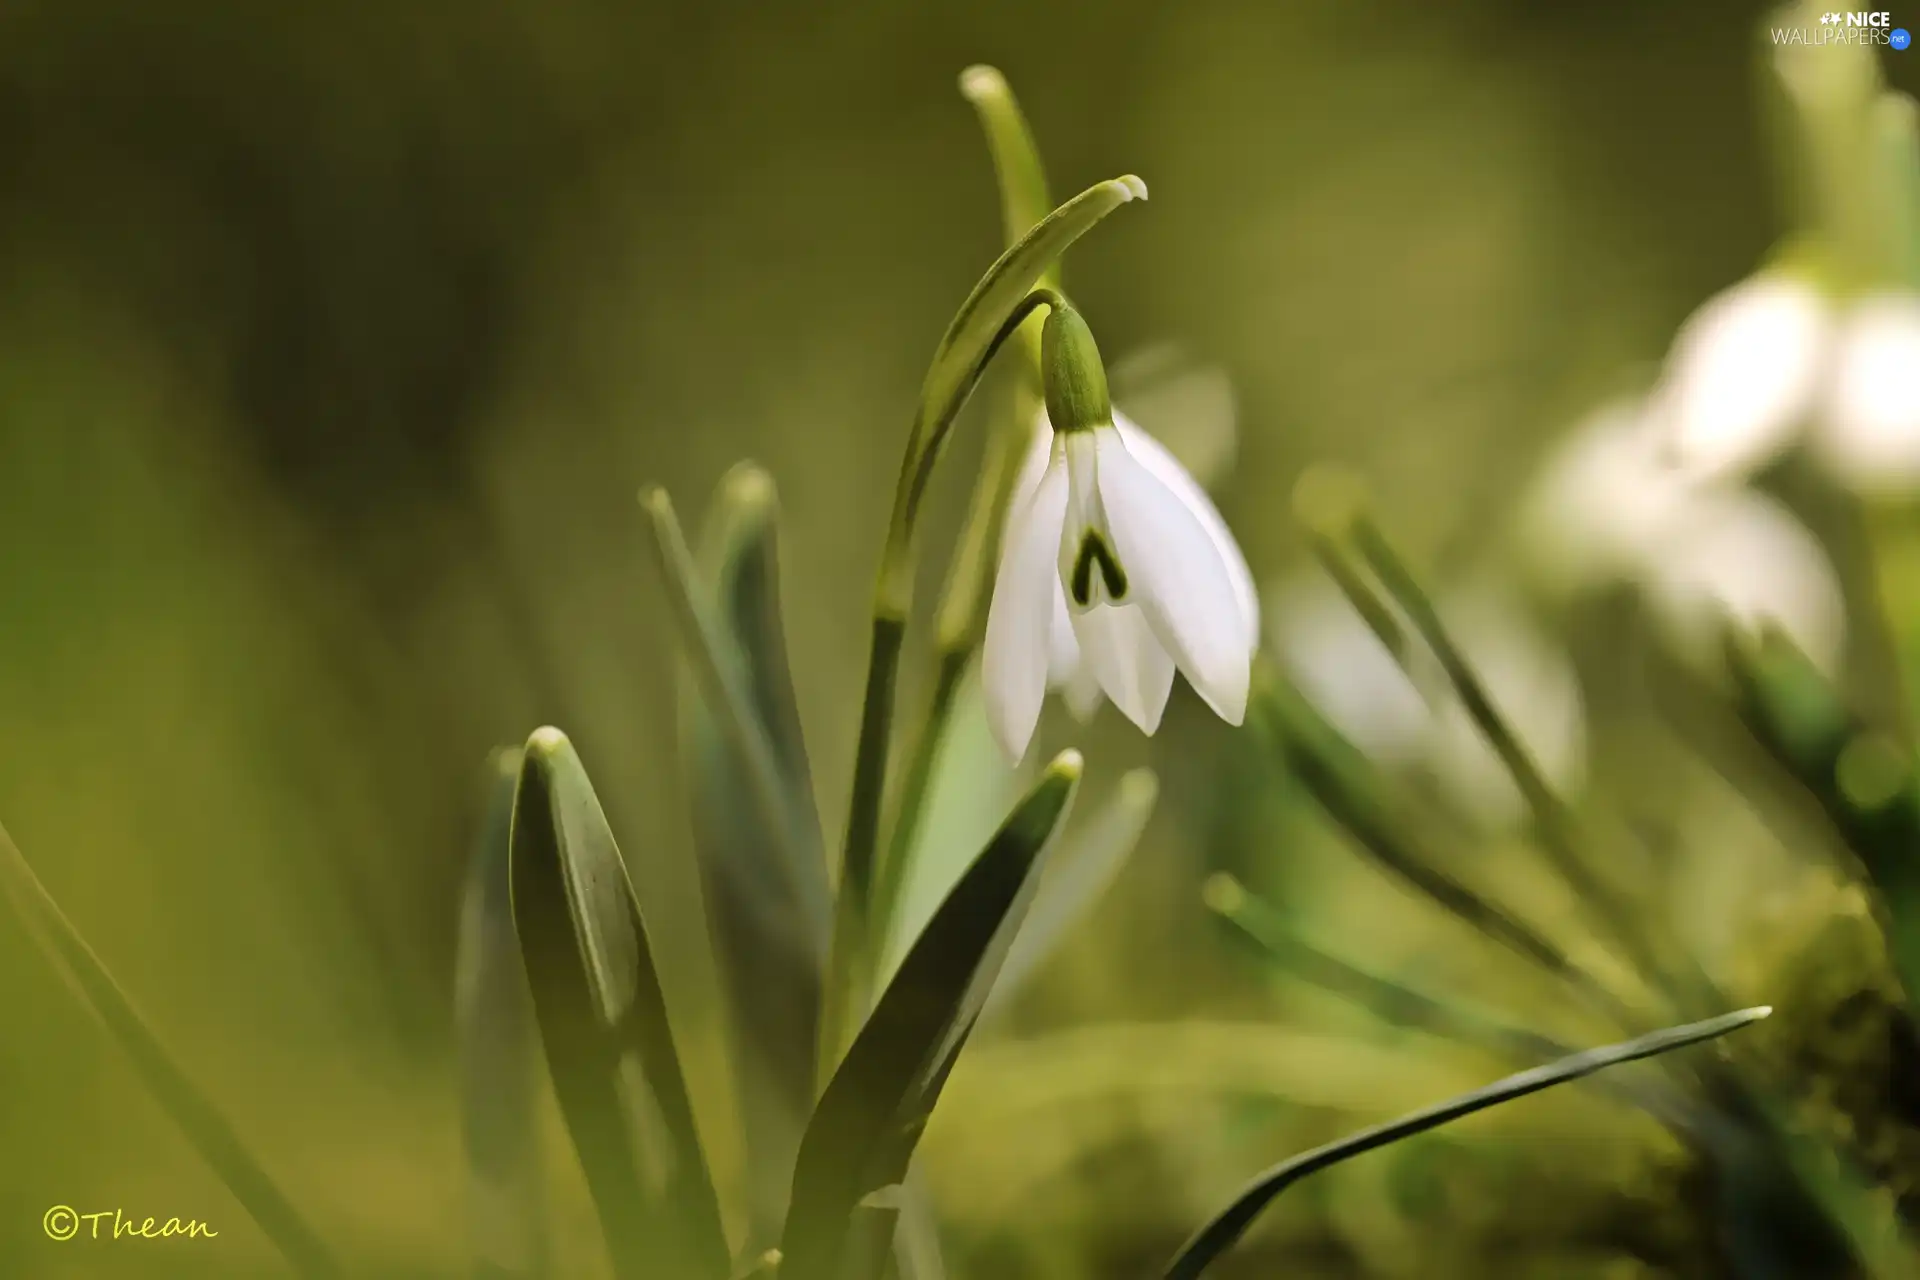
[720,460,778,513]
[1118,175,1148,201]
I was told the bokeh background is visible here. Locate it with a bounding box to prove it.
[2,0,1917,1276]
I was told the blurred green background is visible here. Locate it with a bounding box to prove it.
[2,1,1916,1276]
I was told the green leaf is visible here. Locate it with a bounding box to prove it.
[780,753,1081,1280]
[508,728,728,1280]
[643,484,822,923]
[879,664,1027,985]
[0,819,337,1277]
[1162,1006,1772,1279]
[457,747,549,1279]
[958,66,1056,287]
[678,462,830,1248]
[919,174,1143,446]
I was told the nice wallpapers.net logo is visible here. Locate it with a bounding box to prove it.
[1772,10,1913,47]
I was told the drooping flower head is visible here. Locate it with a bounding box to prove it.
[982,302,1259,763]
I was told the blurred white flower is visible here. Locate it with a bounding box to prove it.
[1641,486,1847,676]
[1655,273,1920,493]
[1519,400,1847,674]
[1517,399,1699,589]
[982,411,1259,763]
[1268,574,1586,826]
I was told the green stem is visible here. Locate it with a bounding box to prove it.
[821,290,1066,1077]
[873,370,1041,959]
[871,646,969,962]
[819,613,906,1080]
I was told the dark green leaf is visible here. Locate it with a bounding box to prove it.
[509,728,728,1280]
[679,462,830,1248]
[1163,1006,1771,1279]
[780,753,1081,1280]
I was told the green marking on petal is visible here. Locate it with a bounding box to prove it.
[1069,532,1128,607]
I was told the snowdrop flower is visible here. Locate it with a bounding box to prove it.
[1519,399,1847,674]
[1269,574,1585,826]
[1656,272,1920,493]
[982,303,1259,763]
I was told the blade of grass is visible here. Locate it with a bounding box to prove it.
[0,819,337,1277]
[1161,1006,1772,1279]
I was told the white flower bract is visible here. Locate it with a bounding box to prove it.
[982,411,1258,763]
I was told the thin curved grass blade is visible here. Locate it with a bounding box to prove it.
[1161,1006,1771,1280]
[457,747,548,1279]
[0,819,337,1277]
[779,754,1081,1280]
[508,728,728,1280]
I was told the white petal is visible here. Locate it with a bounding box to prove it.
[1046,584,1082,686]
[1642,488,1846,676]
[1815,293,1920,492]
[1062,661,1106,722]
[1515,399,1698,592]
[1068,604,1176,734]
[1113,411,1259,647]
[1652,275,1830,480]
[982,461,1071,762]
[1093,429,1252,724]
[1268,573,1427,762]
[1009,411,1055,520]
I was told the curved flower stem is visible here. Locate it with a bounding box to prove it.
[869,68,1062,973]
[823,296,1062,1030]
[819,288,1072,1078]
[870,373,1040,957]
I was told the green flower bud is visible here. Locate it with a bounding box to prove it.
[1041,302,1113,435]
